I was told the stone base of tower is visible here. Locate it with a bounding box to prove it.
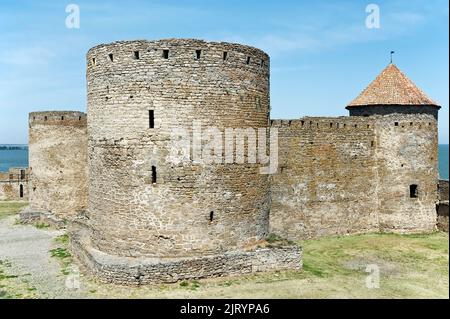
[69,222,302,286]
[19,208,67,229]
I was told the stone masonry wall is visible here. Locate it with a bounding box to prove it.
[374,113,438,232]
[270,117,380,239]
[0,168,29,201]
[270,113,439,240]
[28,111,87,220]
[87,39,271,258]
[437,179,449,232]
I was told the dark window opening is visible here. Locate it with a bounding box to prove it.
[92,58,96,65]
[409,184,418,198]
[109,53,114,62]
[367,124,370,128]
[44,116,48,121]
[20,170,25,180]
[61,116,64,120]
[151,166,157,184]
[79,116,82,121]
[195,50,202,60]
[134,51,140,59]
[209,211,214,222]
[163,49,169,59]
[330,123,333,128]
[301,120,304,126]
[246,56,251,65]
[33,117,35,120]
[371,141,374,147]
[410,122,413,126]
[394,122,399,126]
[149,110,154,128]
[19,185,23,198]
[223,51,228,61]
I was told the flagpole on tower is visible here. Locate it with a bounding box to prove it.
[390,51,395,64]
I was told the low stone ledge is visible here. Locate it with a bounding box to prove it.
[69,226,302,286]
[19,209,66,229]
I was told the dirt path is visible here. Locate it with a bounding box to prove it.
[0,215,87,298]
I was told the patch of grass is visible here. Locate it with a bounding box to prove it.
[55,234,69,245]
[34,222,50,229]
[49,247,71,259]
[0,201,28,219]
[0,261,38,299]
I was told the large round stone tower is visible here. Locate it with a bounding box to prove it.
[27,111,87,221]
[72,39,300,284]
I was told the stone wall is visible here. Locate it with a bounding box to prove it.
[270,113,439,240]
[70,220,301,285]
[438,179,449,201]
[0,168,29,201]
[374,113,439,233]
[437,179,449,232]
[28,111,87,220]
[270,117,380,239]
[86,39,272,258]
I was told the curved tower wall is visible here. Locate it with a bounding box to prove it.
[28,111,88,219]
[86,39,271,258]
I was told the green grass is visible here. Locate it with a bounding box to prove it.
[0,201,28,219]
[0,260,37,299]
[77,232,447,299]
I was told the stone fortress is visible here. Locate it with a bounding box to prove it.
[15,39,447,285]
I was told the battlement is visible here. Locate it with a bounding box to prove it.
[29,111,87,126]
[86,39,270,73]
[270,115,437,131]
[270,117,375,130]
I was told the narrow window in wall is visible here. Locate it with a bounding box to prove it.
[61,116,64,120]
[134,51,140,59]
[223,51,228,61]
[19,184,23,198]
[20,170,25,180]
[246,56,251,65]
[109,53,114,62]
[209,211,214,222]
[92,58,96,66]
[371,141,375,147]
[409,184,418,198]
[151,166,157,184]
[394,122,399,126]
[163,50,169,59]
[148,110,154,128]
[44,116,48,121]
[196,50,202,60]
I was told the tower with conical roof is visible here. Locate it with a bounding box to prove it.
[346,63,440,119]
[347,63,440,232]
[346,63,441,118]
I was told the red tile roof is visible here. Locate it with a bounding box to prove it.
[347,63,440,108]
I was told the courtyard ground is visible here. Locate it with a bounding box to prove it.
[0,201,448,299]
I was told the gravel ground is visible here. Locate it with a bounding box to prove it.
[0,215,87,298]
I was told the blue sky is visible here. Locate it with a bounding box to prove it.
[0,0,448,143]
